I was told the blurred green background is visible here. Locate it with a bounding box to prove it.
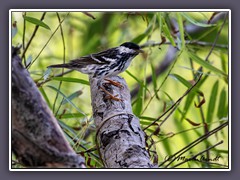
[11,11,229,168]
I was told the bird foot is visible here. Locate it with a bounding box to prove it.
[99,86,123,102]
[104,78,124,89]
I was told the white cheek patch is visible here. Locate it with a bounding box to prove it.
[118,46,135,54]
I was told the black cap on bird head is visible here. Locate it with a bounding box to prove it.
[120,42,140,50]
[120,42,144,53]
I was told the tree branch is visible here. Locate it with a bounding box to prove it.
[90,76,155,168]
[12,46,85,168]
[140,40,228,49]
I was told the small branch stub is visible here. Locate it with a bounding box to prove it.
[90,76,155,168]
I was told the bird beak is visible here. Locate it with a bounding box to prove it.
[138,49,144,53]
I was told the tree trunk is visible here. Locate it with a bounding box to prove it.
[11,47,85,168]
[90,76,155,168]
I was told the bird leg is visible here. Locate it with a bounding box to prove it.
[104,78,124,89]
[99,86,123,102]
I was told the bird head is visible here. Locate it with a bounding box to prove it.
[119,42,144,54]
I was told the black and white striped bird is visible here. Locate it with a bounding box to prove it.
[48,42,143,79]
[48,42,143,100]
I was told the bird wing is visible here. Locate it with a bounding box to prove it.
[69,56,102,66]
[69,47,118,66]
[92,47,118,58]
[90,47,119,62]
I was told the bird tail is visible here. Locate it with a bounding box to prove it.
[48,63,71,69]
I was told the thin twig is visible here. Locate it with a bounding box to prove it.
[190,59,211,165]
[21,12,46,60]
[53,12,66,113]
[54,97,65,116]
[36,69,73,87]
[143,73,202,131]
[171,140,224,168]
[54,97,64,117]
[140,40,228,49]
[194,12,228,164]
[160,122,228,168]
[153,119,227,144]
[27,12,70,69]
[78,147,97,154]
[205,12,228,62]
[63,129,100,160]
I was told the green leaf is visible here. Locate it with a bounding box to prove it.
[52,77,90,85]
[26,55,33,67]
[161,134,173,155]
[220,53,227,74]
[169,74,192,88]
[181,91,195,121]
[177,13,185,50]
[195,25,219,41]
[217,88,227,119]
[39,87,52,109]
[188,51,228,77]
[46,85,86,116]
[125,70,150,92]
[157,12,162,38]
[181,74,208,121]
[169,74,202,95]
[140,121,154,126]
[176,37,182,51]
[43,68,51,81]
[161,16,176,47]
[151,63,159,99]
[132,34,148,44]
[134,84,143,116]
[161,90,174,103]
[58,120,78,137]
[23,16,51,30]
[181,13,216,27]
[139,116,158,122]
[207,81,219,123]
[126,70,141,84]
[173,117,191,146]
[211,149,229,154]
[62,90,83,105]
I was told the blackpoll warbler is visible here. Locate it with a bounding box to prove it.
[48,42,143,101]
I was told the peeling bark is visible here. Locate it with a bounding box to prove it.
[90,77,155,168]
[11,47,85,168]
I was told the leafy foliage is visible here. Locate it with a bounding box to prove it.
[12,11,229,169]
